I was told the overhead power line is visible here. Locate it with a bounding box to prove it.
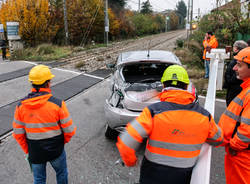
[127,0,179,11]
[80,0,102,46]
[129,0,139,5]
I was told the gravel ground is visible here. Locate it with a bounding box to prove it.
[60,30,187,72]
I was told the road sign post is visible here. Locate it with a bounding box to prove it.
[6,22,23,55]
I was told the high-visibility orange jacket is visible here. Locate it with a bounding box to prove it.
[203,35,218,60]
[218,78,250,184]
[117,89,223,168]
[12,88,76,163]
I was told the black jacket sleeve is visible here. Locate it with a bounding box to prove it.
[224,59,242,88]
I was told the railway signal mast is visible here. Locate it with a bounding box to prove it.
[186,0,193,45]
[104,0,109,46]
[138,0,140,12]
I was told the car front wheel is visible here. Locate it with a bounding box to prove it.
[105,124,119,140]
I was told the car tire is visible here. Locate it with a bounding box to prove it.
[105,124,119,140]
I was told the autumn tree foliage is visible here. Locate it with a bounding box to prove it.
[0,0,174,46]
[66,0,121,45]
[169,12,179,30]
[0,0,123,45]
[66,0,104,45]
[0,0,58,46]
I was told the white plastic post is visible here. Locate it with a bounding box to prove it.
[207,49,229,90]
[217,59,224,90]
[190,49,229,184]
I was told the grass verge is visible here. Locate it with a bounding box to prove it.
[10,43,108,62]
[10,44,73,61]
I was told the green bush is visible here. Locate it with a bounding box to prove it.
[176,39,184,48]
[36,44,55,55]
[186,40,203,59]
[130,14,165,36]
[175,48,203,69]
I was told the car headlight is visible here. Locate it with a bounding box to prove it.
[111,91,120,107]
[109,89,124,108]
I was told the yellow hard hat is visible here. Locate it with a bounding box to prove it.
[234,47,250,64]
[161,65,190,85]
[29,65,55,85]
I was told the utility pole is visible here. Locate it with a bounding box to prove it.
[165,16,169,32]
[190,0,193,34]
[186,0,190,40]
[104,0,109,46]
[138,0,140,12]
[198,8,200,20]
[63,0,69,45]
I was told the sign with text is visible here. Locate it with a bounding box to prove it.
[6,22,20,40]
[0,24,4,33]
[105,26,109,32]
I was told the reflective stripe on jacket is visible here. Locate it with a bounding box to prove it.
[203,35,218,60]
[117,89,223,168]
[219,78,250,150]
[12,88,76,155]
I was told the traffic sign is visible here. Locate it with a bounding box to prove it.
[186,24,190,30]
[6,22,20,40]
[0,24,4,33]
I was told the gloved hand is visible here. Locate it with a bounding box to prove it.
[24,154,29,161]
[123,158,137,167]
[24,154,33,172]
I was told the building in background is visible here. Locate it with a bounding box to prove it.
[211,0,249,18]
[241,0,250,18]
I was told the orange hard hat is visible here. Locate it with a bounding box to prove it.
[234,47,250,64]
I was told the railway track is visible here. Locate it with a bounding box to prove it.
[60,29,186,72]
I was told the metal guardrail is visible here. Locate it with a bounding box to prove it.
[191,49,229,184]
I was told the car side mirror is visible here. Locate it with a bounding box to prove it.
[106,63,116,69]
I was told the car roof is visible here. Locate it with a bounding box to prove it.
[117,50,181,66]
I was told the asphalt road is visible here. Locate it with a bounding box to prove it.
[0,61,227,184]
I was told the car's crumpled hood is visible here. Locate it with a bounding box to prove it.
[123,84,161,111]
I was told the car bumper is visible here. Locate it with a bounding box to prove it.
[104,100,140,129]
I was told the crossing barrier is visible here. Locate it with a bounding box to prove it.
[191,49,229,184]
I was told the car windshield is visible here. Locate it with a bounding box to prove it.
[122,62,171,83]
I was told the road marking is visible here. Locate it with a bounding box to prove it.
[53,67,82,75]
[83,73,104,80]
[53,68,105,80]
[198,95,226,103]
[22,61,38,65]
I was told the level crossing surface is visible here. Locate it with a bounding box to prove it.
[0,61,112,137]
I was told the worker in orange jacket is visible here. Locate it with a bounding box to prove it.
[203,31,218,78]
[218,47,250,184]
[12,65,76,184]
[117,65,223,184]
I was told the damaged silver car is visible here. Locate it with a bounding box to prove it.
[104,50,197,139]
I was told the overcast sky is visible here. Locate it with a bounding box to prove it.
[126,0,230,17]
